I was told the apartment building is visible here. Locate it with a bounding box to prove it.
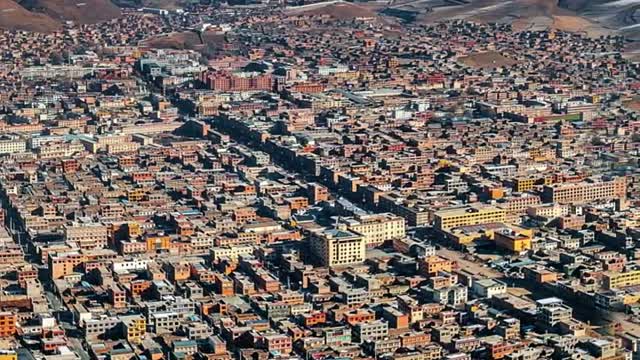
[309,228,365,267]
[0,138,26,154]
[63,223,108,250]
[150,311,182,333]
[420,256,455,276]
[434,205,506,231]
[83,315,120,338]
[537,299,572,328]
[378,194,431,226]
[542,177,626,204]
[472,279,508,298]
[121,315,146,344]
[48,252,85,279]
[201,70,273,92]
[353,320,389,343]
[109,285,127,308]
[603,270,640,290]
[210,245,254,262]
[425,284,468,307]
[341,213,405,247]
[263,334,292,354]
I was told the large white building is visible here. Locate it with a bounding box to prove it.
[0,138,26,154]
[472,279,508,299]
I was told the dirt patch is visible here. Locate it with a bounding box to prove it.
[623,97,640,111]
[551,15,611,37]
[142,31,203,50]
[142,30,230,58]
[201,31,226,49]
[458,50,519,69]
[552,15,589,31]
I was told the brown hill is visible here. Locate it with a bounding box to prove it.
[142,31,203,50]
[417,0,610,37]
[21,0,121,24]
[293,2,379,20]
[0,0,60,32]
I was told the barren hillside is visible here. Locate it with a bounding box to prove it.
[21,0,121,24]
[0,0,61,32]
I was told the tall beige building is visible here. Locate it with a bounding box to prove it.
[310,228,365,267]
[63,223,108,250]
[341,213,405,247]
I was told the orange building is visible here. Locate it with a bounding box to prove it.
[400,332,431,348]
[419,256,455,276]
[146,235,171,252]
[291,83,325,94]
[489,341,519,359]
[343,309,376,325]
[256,273,280,292]
[118,157,136,168]
[233,208,257,225]
[61,159,79,173]
[523,266,558,284]
[18,267,37,288]
[485,186,505,200]
[214,275,234,296]
[308,183,329,204]
[130,280,152,297]
[0,312,16,337]
[383,307,410,328]
[169,262,191,282]
[301,312,326,327]
[175,220,194,237]
[132,171,154,183]
[127,188,145,202]
[48,253,85,279]
[284,197,309,211]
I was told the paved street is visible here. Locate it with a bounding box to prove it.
[68,338,90,360]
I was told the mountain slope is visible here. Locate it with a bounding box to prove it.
[558,0,640,39]
[414,0,610,36]
[20,0,121,24]
[0,0,61,32]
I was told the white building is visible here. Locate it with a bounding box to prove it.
[471,279,507,299]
